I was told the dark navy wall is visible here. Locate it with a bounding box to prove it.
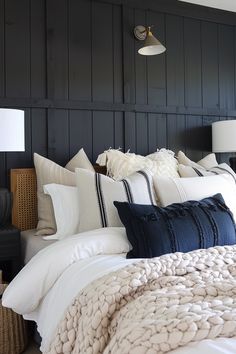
[0,0,236,187]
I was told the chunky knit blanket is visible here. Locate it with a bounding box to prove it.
[46,246,236,354]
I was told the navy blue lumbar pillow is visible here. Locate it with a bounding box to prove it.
[114,193,236,259]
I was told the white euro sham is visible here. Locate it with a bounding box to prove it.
[43,184,79,240]
[154,174,236,221]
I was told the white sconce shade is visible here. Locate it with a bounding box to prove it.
[134,25,166,56]
[0,109,25,152]
[212,120,236,153]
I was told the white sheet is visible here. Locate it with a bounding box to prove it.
[4,227,236,353]
[21,229,56,264]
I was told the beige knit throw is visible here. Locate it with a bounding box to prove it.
[47,245,236,354]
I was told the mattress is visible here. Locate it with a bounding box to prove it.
[21,229,56,264]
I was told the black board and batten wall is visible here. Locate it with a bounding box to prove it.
[0,0,236,187]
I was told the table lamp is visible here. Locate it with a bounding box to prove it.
[0,109,25,228]
[212,120,236,170]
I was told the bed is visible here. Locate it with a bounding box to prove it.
[3,160,236,354]
[21,229,55,264]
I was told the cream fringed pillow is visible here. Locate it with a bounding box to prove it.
[34,149,94,236]
[96,148,179,180]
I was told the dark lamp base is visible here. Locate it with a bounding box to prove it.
[0,188,12,228]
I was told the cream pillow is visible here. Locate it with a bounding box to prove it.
[177,151,218,170]
[76,168,156,233]
[153,174,236,221]
[96,148,179,180]
[65,148,94,172]
[179,163,236,183]
[34,149,94,236]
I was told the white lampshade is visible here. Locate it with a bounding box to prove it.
[138,31,166,56]
[212,120,236,153]
[0,109,25,152]
[135,26,166,56]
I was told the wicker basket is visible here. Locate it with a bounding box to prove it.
[0,284,28,354]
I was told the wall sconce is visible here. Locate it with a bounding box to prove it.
[134,25,166,56]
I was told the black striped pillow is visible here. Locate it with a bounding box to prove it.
[75,168,156,233]
[179,163,236,183]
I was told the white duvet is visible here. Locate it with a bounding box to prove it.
[3,227,236,353]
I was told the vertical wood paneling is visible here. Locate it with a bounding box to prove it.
[166,15,184,106]
[0,0,5,186]
[93,111,114,159]
[0,1,236,188]
[125,112,136,151]
[5,0,30,97]
[201,22,219,108]
[148,114,167,152]
[184,18,202,107]
[0,0,4,97]
[147,11,166,105]
[114,112,124,149]
[113,5,123,103]
[47,109,69,164]
[47,0,68,99]
[31,108,48,158]
[136,113,148,155]
[219,25,235,110]
[69,0,91,101]
[185,115,203,161]
[123,6,135,104]
[167,115,186,152]
[134,9,147,104]
[69,110,93,159]
[30,0,46,97]
[92,1,113,102]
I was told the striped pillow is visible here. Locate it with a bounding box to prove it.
[75,168,156,232]
[179,163,236,183]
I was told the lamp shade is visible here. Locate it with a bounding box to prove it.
[212,120,236,153]
[0,109,25,151]
[138,29,166,56]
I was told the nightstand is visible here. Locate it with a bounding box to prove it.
[0,226,21,282]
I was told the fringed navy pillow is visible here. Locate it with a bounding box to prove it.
[114,194,236,258]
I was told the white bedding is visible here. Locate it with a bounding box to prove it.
[3,227,236,353]
[21,229,56,264]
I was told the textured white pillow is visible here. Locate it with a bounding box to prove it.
[34,149,93,236]
[96,148,179,180]
[43,184,79,240]
[177,151,218,169]
[76,168,157,232]
[179,163,236,183]
[153,174,236,220]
